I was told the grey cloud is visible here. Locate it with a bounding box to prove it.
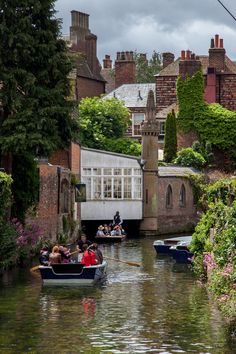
[55,0,236,60]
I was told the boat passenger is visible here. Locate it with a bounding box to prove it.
[91,243,103,264]
[81,244,98,266]
[96,225,105,237]
[49,246,62,264]
[39,246,49,266]
[77,234,92,253]
[103,224,110,235]
[113,211,122,226]
[59,245,71,263]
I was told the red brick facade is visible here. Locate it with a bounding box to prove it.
[156,76,176,112]
[115,52,135,88]
[77,77,105,102]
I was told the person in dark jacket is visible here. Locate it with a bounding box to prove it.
[39,246,49,266]
[113,211,122,226]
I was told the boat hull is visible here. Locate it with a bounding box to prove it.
[172,250,193,264]
[95,235,126,243]
[39,261,107,286]
[153,236,192,255]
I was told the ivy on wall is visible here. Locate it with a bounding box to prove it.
[0,171,13,221]
[177,71,236,154]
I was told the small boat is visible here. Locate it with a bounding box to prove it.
[38,261,107,286]
[95,235,126,243]
[171,245,193,264]
[153,236,192,255]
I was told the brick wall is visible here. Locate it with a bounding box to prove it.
[219,74,236,111]
[49,149,70,169]
[177,131,199,150]
[77,77,105,101]
[156,76,177,112]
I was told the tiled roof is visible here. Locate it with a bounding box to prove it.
[76,56,106,82]
[158,166,199,177]
[104,83,156,108]
[156,103,178,118]
[101,68,115,93]
[156,55,236,76]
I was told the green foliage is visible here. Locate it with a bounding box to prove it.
[0,221,17,271]
[0,171,13,221]
[11,154,39,222]
[187,173,207,208]
[177,71,236,166]
[134,51,162,83]
[104,138,141,156]
[174,148,206,169]
[164,110,177,162]
[190,178,236,319]
[78,96,130,149]
[0,0,77,156]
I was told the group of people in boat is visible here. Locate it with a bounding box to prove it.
[39,234,103,267]
[96,211,126,237]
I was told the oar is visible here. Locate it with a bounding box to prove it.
[104,256,140,267]
[30,249,80,272]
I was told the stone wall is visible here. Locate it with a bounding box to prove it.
[157,177,198,234]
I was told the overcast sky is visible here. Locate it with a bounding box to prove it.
[55,0,236,62]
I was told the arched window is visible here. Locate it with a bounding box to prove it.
[179,184,186,207]
[166,185,173,208]
[60,178,69,213]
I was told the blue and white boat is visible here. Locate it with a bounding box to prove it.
[153,236,192,255]
[39,261,107,286]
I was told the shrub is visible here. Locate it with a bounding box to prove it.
[164,110,177,162]
[174,147,206,169]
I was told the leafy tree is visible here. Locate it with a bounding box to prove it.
[104,138,141,157]
[79,97,130,149]
[174,147,206,169]
[164,110,177,162]
[134,51,162,83]
[0,0,77,157]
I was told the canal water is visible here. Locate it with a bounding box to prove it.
[0,237,236,354]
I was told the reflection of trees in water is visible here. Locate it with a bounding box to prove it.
[138,238,229,351]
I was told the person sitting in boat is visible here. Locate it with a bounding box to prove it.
[59,245,71,263]
[49,245,62,264]
[96,225,105,237]
[76,234,92,253]
[81,244,97,266]
[39,246,49,266]
[111,225,122,236]
[91,243,103,264]
[103,224,110,235]
[113,211,122,226]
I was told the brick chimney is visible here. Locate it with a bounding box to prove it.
[103,55,112,69]
[85,33,97,73]
[179,50,202,78]
[204,67,217,103]
[139,53,148,65]
[115,51,136,88]
[162,52,175,69]
[209,34,225,72]
[70,10,90,46]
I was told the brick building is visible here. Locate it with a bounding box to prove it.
[69,10,106,101]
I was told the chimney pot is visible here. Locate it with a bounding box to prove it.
[210,38,215,49]
[186,50,191,60]
[220,38,224,48]
[191,53,195,60]
[181,50,185,60]
[215,34,219,48]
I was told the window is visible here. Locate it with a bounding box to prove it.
[103,177,112,198]
[166,185,173,208]
[113,177,122,198]
[133,177,142,199]
[159,121,165,141]
[124,177,132,198]
[132,113,145,136]
[179,184,186,207]
[93,177,101,199]
[83,177,91,200]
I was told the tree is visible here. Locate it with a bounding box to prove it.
[0,0,77,157]
[164,110,177,162]
[134,51,162,83]
[79,97,130,150]
[174,148,206,170]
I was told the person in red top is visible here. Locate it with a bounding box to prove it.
[81,244,97,266]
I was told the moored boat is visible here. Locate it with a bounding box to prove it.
[95,235,126,243]
[39,261,107,286]
[170,242,193,264]
[153,235,192,255]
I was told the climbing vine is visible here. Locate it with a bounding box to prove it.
[0,171,13,221]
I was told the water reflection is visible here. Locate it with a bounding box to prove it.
[0,238,236,353]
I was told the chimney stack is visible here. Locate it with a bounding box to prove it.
[115,51,136,88]
[162,52,175,69]
[179,50,202,78]
[209,34,226,72]
[70,10,90,46]
[103,55,112,69]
